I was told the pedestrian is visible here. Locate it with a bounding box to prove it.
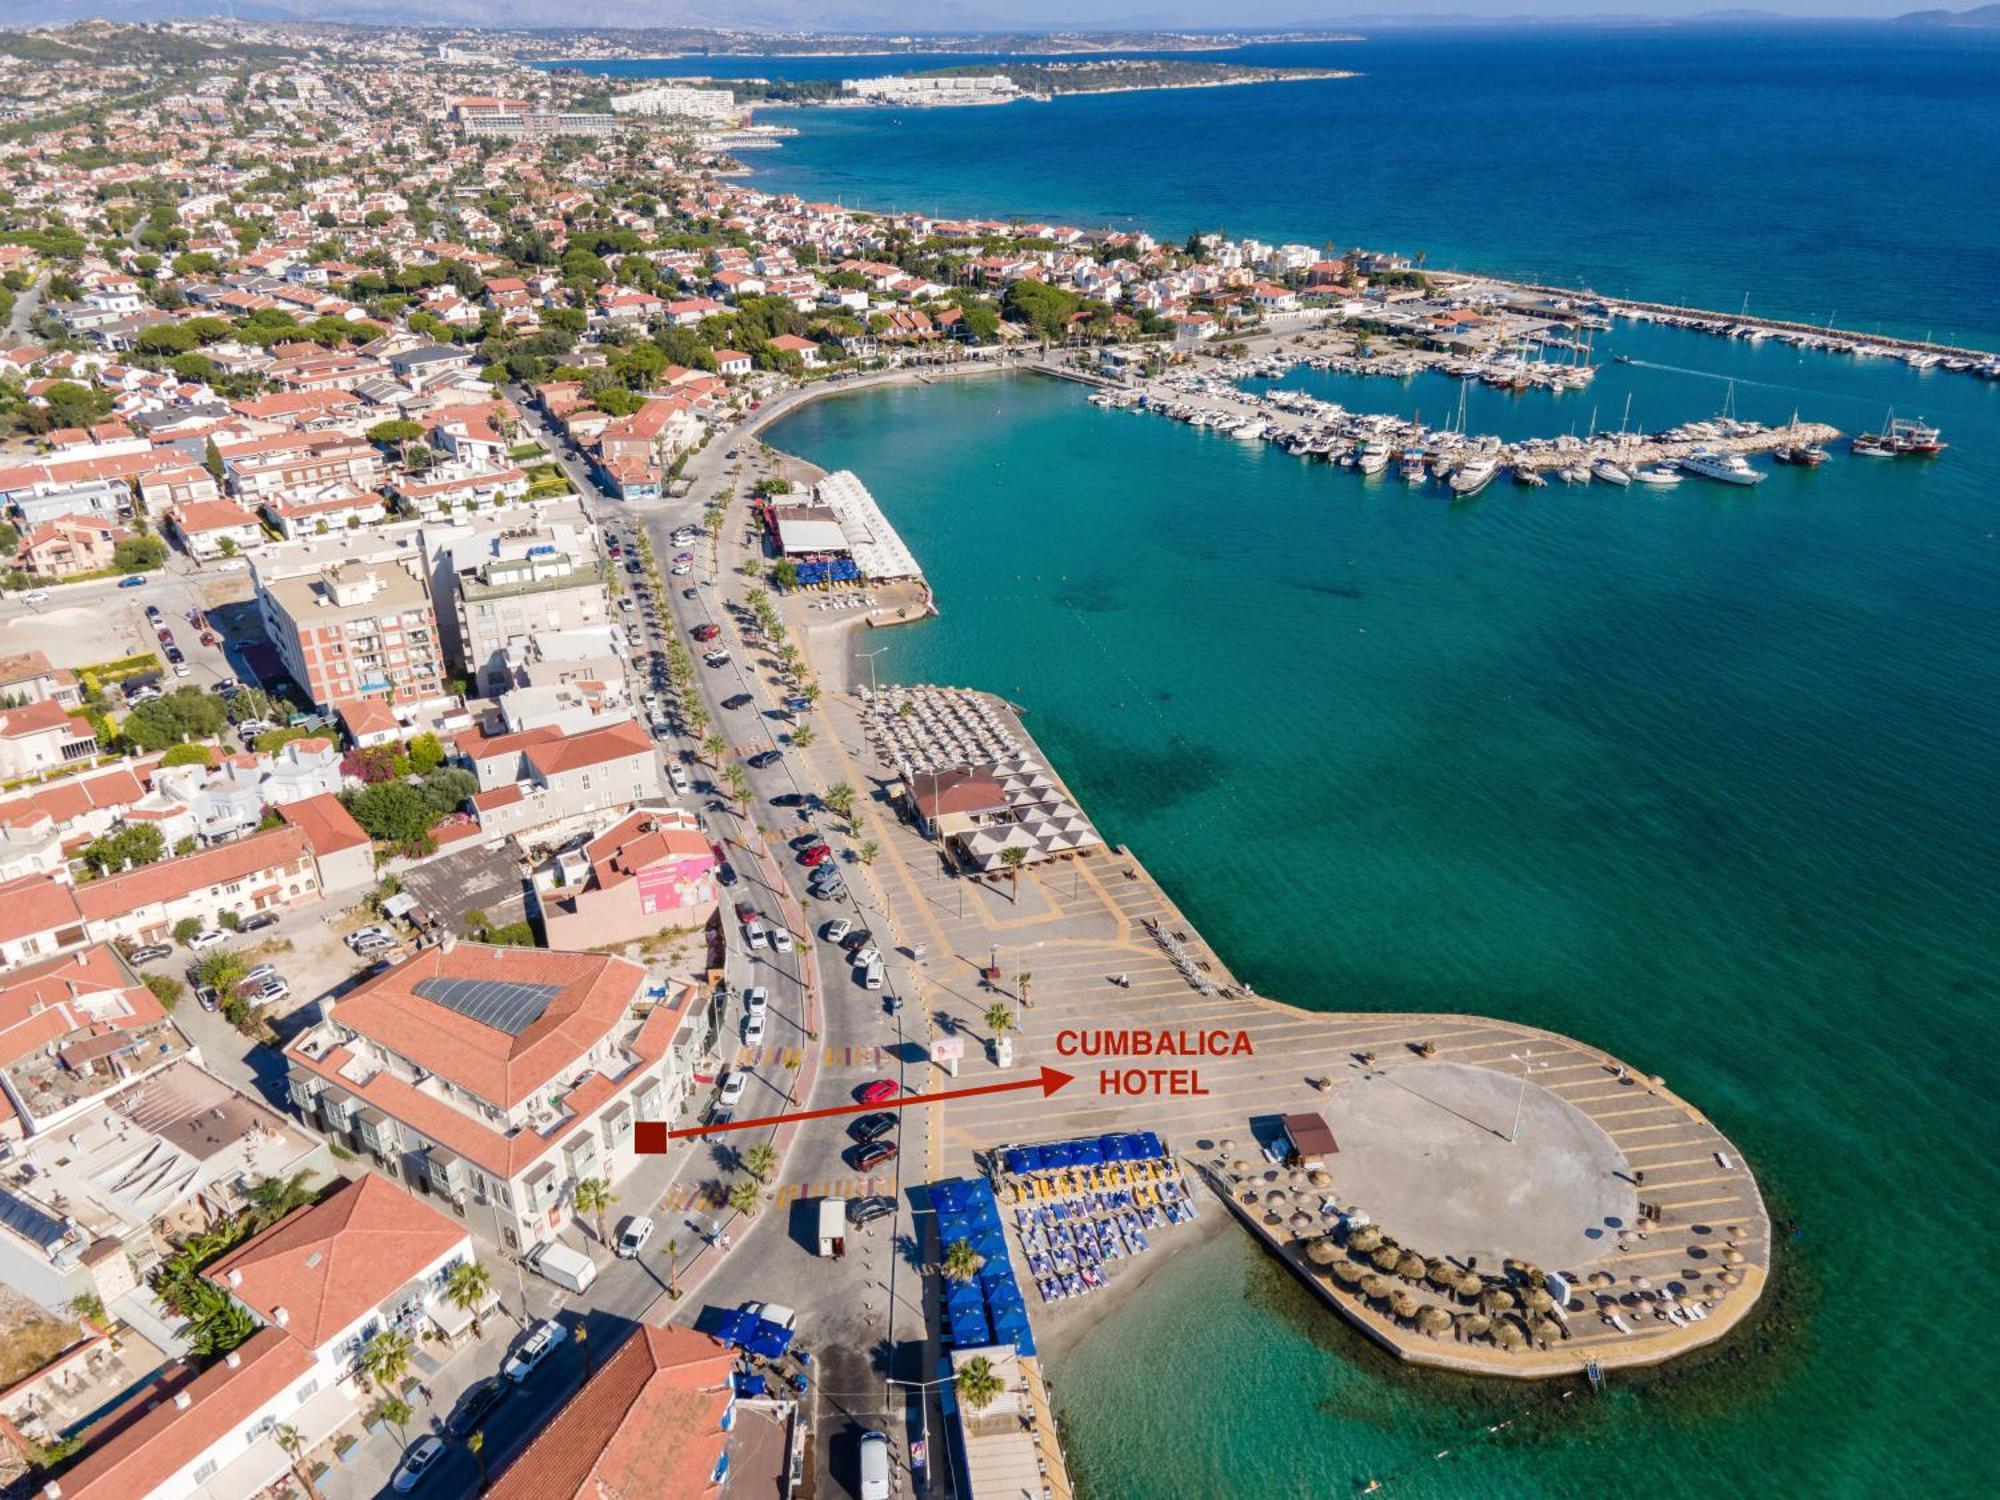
[720,1232,733,1251]
[419,1382,434,1406]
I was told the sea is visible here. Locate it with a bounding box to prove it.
[576,26,2000,1497]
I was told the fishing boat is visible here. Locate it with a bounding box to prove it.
[1513,465,1548,488]
[1771,408,1828,466]
[1399,451,1429,484]
[1677,449,1765,486]
[1887,417,1946,455]
[1849,433,1897,457]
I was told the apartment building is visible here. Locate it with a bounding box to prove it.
[259,562,445,710]
[534,807,719,950]
[285,943,711,1252]
[426,505,608,695]
[44,1175,479,1500]
[457,717,664,841]
[217,432,384,504]
[0,698,99,779]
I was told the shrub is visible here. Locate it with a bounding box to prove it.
[144,972,184,1009]
[173,916,203,945]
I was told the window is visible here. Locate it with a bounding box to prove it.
[192,1460,219,1484]
[245,1415,276,1443]
[296,1378,319,1404]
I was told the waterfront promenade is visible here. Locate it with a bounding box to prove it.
[778,680,1772,1380]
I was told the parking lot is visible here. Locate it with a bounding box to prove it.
[1,565,254,692]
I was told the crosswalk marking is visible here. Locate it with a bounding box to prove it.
[771,1177,884,1208]
[727,1044,806,1070]
[822,1044,885,1070]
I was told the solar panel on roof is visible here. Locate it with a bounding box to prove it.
[414,976,563,1036]
[0,1187,69,1251]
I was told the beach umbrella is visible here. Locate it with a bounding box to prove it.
[1348,1226,1384,1254]
[1493,1321,1528,1351]
[1647,1074,1666,1091]
[1389,1288,1420,1321]
[1371,1245,1404,1274]
[1308,1170,1333,1189]
[1426,1260,1458,1292]
[1219,1139,1238,1155]
[1330,1260,1365,1287]
[1455,1272,1485,1301]
[1230,1160,1251,1177]
[1719,1270,1741,1286]
[1290,1210,1315,1232]
[1481,1288,1517,1316]
[1700,1283,1720,1300]
[1524,1288,1558,1316]
[1723,1249,1746,1266]
[1306,1237,1342,1267]
[1238,1188,1259,1206]
[1630,1275,1652,1292]
[1529,1316,1564,1347]
[1360,1274,1395,1303]
[1726,1224,1747,1242]
[1416,1305,1454,1339]
[1457,1312,1492,1342]
[1588,1271,1615,1288]
[1396,1251,1428,1282]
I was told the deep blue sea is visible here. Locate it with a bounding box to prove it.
[585,26,2000,1497]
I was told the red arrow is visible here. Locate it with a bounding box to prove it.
[638,1066,1075,1148]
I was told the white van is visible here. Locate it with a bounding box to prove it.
[862,959,884,991]
[528,1241,598,1293]
[858,1431,891,1500]
[817,1198,847,1259]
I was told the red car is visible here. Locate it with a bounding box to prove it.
[852,1140,898,1171]
[800,844,831,867]
[733,901,759,925]
[692,623,721,643]
[858,1079,900,1105]
[200,632,217,647]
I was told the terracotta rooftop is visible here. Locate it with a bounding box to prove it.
[279,792,371,856]
[203,1175,466,1351]
[72,826,311,923]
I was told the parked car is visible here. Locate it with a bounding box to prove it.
[350,934,397,956]
[238,911,279,932]
[745,923,769,951]
[789,832,822,851]
[245,977,290,1004]
[118,575,147,589]
[503,1320,569,1383]
[734,901,760,925]
[616,1215,655,1259]
[800,844,831,867]
[692,623,721,642]
[126,943,173,965]
[186,929,228,951]
[852,947,881,970]
[771,792,805,808]
[840,930,874,955]
[847,1196,896,1227]
[671,562,691,576]
[858,1431,891,1500]
[21,589,49,604]
[723,693,753,710]
[144,603,161,620]
[716,861,738,887]
[852,1140,898,1172]
[718,1070,748,1108]
[741,1300,797,1330]
[346,925,394,950]
[241,964,280,986]
[703,650,731,668]
[823,919,852,944]
[192,985,219,1012]
[858,1079,900,1105]
[744,986,768,1018]
[743,1012,766,1045]
[850,1112,897,1143]
[391,1436,447,1493]
[446,1378,510,1440]
[771,928,794,953]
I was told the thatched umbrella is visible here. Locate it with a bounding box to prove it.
[1528,1316,1564,1347]
[1396,1251,1428,1282]
[1481,1289,1518,1320]
[1330,1260,1365,1288]
[1308,1169,1333,1189]
[1493,1321,1528,1351]
[1523,1287,1558,1317]
[1700,1282,1720,1300]
[1454,1272,1484,1302]
[1647,1074,1666,1091]
[1348,1226,1384,1254]
[1238,1188,1259,1206]
[1718,1269,1741,1286]
[1371,1244,1404,1274]
[1456,1312,1492,1342]
[1629,1275,1652,1292]
[1264,1210,1283,1225]
[1266,1188,1288,1205]
[1426,1260,1458,1292]
[1219,1139,1238,1156]
[1723,1249,1746,1266]
[1306,1237,1342,1267]
[1726,1224,1747,1242]
[1360,1274,1395,1303]
[1230,1160,1252,1177]
[1416,1305,1454,1339]
[1389,1288,1420,1322]
[1588,1271,1615,1288]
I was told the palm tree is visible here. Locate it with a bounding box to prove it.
[856,839,878,866]
[955,1354,1005,1412]
[744,1141,777,1181]
[274,1423,322,1500]
[664,1237,682,1300]
[728,1177,762,1217]
[999,844,1027,899]
[575,1321,593,1378]
[984,1002,1014,1039]
[703,731,728,765]
[444,1259,493,1338]
[359,1329,414,1394]
[378,1395,413,1447]
[245,1169,318,1229]
[467,1430,488,1493]
[723,763,750,809]
[789,723,815,750]
[573,1178,616,1244]
[1015,971,1033,1009]
[942,1238,984,1284]
[800,682,822,709]
[825,780,855,829]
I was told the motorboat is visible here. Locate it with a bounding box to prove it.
[1632,467,1682,486]
[1592,458,1632,487]
[1677,449,1765,486]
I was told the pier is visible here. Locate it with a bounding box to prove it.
[778,680,1773,1382]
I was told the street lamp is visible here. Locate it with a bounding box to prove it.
[1509,1049,1537,1144]
[885,1371,961,1490]
[855,646,888,696]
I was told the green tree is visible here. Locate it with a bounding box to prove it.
[245,1170,318,1229]
[824,781,856,829]
[144,972,183,1009]
[727,1178,762,1217]
[377,1395,413,1446]
[744,1142,777,1181]
[444,1259,494,1338]
[172,916,203,945]
[702,731,728,766]
[274,1423,323,1500]
[789,723,815,751]
[723,763,750,809]
[113,534,167,573]
[1000,844,1028,899]
[405,731,445,773]
[359,1328,414,1393]
[942,1238,985,1284]
[159,742,213,767]
[573,1176,616,1243]
[984,1002,1014,1039]
[80,823,166,875]
[856,839,879,866]
[955,1353,1005,1411]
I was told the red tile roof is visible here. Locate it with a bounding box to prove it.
[522,718,653,777]
[0,872,84,945]
[316,943,645,1109]
[73,826,312,923]
[486,1326,733,1500]
[50,1327,313,1500]
[280,792,371,856]
[204,1175,466,1351]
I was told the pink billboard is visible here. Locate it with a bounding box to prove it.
[636,854,715,916]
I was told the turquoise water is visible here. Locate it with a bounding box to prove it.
[675,23,2000,1496]
[770,340,2000,1495]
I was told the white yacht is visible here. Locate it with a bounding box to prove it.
[1632,467,1682,486]
[1592,458,1632,487]
[1677,449,1765,486]
[1449,454,1501,497]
